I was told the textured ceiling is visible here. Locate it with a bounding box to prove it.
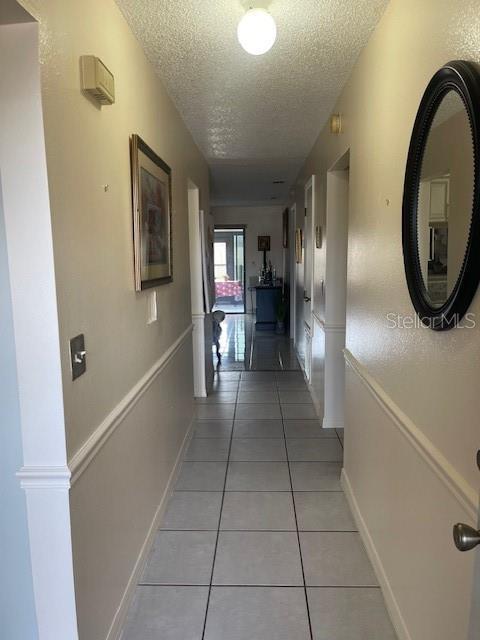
[116,0,389,205]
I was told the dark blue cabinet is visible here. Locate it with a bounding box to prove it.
[255,285,281,330]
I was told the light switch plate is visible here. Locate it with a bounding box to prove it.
[70,334,87,380]
[147,290,158,324]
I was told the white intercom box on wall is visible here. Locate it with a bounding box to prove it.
[80,55,115,105]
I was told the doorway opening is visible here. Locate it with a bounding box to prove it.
[213,226,246,314]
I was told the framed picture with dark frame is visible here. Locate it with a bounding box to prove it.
[258,235,271,251]
[130,134,173,290]
[282,209,289,248]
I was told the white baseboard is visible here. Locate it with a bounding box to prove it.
[298,349,325,422]
[322,417,343,430]
[206,368,214,395]
[107,416,195,640]
[192,314,207,397]
[294,346,308,379]
[307,381,323,418]
[341,468,411,640]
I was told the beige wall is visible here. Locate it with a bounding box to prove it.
[294,0,480,638]
[37,0,209,457]
[213,205,285,312]
[20,0,209,637]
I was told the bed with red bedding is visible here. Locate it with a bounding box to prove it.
[215,280,243,301]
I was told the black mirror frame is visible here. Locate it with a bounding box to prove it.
[402,60,480,330]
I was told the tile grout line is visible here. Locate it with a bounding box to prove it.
[335,428,344,450]
[186,458,343,463]
[160,528,358,533]
[279,397,315,640]
[137,582,381,589]
[248,321,254,369]
[196,437,340,440]
[175,489,345,493]
[200,374,239,640]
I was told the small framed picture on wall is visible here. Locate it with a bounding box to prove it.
[258,235,271,251]
[282,209,289,248]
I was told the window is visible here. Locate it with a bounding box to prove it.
[213,228,246,313]
[214,242,227,280]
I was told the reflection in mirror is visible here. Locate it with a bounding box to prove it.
[417,90,474,307]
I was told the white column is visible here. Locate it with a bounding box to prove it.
[1,22,78,639]
[188,184,208,397]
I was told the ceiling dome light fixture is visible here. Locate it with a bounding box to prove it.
[237,8,277,56]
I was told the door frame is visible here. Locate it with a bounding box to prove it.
[322,150,350,430]
[188,180,208,397]
[213,224,247,314]
[468,520,480,639]
[303,175,316,381]
[304,175,316,315]
[289,203,297,343]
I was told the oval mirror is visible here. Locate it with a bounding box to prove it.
[403,61,480,330]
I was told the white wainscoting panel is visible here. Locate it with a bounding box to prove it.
[343,349,476,640]
[105,416,195,640]
[69,327,195,639]
[69,324,193,484]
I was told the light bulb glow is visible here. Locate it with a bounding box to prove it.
[237,8,277,56]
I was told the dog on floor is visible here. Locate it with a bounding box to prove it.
[212,309,225,364]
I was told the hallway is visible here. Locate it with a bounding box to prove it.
[122,338,396,639]
[4,1,480,639]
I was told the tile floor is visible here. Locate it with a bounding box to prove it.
[122,369,397,640]
[214,313,301,371]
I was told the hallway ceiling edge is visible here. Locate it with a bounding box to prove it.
[116,0,389,205]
